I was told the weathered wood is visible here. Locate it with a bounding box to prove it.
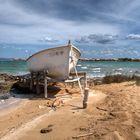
[30,72,33,91]
[84,72,87,89]
[83,87,89,108]
[70,72,86,76]
[44,71,48,98]
[72,132,94,139]
[36,72,40,94]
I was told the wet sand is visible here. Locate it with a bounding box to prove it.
[0,81,140,140]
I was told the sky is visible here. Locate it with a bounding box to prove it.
[0,0,140,58]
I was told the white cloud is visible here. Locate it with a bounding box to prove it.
[75,34,118,44]
[39,36,58,43]
[126,34,140,40]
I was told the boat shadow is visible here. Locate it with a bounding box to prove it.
[9,81,62,100]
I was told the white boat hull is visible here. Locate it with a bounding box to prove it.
[27,44,81,80]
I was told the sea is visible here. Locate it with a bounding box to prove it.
[0,59,140,78]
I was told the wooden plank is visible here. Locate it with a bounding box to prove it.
[64,77,80,83]
[70,72,86,76]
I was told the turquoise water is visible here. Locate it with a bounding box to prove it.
[0,59,140,77]
[77,61,140,77]
[0,60,28,75]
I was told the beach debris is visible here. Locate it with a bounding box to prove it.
[72,132,94,139]
[0,99,5,103]
[55,93,72,99]
[46,98,64,108]
[103,131,125,140]
[55,93,70,97]
[79,127,88,131]
[40,128,52,134]
[48,124,53,127]
[96,106,108,111]
[38,105,46,109]
[40,124,53,134]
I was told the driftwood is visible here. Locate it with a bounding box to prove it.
[46,98,63,108]
[72,132,94,139]
[96,106,108,111]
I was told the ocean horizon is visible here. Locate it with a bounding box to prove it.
[0,58,140,78]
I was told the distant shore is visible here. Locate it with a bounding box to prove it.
[79,58,140,62]
[0,57,140,62]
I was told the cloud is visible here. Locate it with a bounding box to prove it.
[126,34,140,40]
[13,0,133,24]
[75,34,118,44]
[1,0,140,59]
[39,36,59,43]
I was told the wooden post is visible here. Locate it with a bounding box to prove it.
[84,72,87,89]
[83,72,89,108]
[36,72,40,94]
[44,71,48,98]
[83,88,89,108]
[30,72,33,91]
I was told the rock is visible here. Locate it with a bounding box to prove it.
[40,124,53,134]
[48,124,53,128]
[40,128,52,133]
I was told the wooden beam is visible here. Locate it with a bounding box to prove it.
[36,72,40,94]
[70,72,86,77]
[30,72,33,91]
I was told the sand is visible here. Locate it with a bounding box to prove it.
[0,81,140,140]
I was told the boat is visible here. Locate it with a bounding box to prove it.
[26,41,81,80]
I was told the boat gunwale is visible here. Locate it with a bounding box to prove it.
[26,44,81,62]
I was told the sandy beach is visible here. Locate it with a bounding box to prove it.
[1,0,140,139]
[0,74,140,140]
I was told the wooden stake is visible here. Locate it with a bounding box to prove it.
[84,72,87,89]
[83,87,89,109]
[44,71,48,98]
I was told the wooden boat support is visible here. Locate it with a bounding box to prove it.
[70,72,87,90]
[16,71,88,100]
